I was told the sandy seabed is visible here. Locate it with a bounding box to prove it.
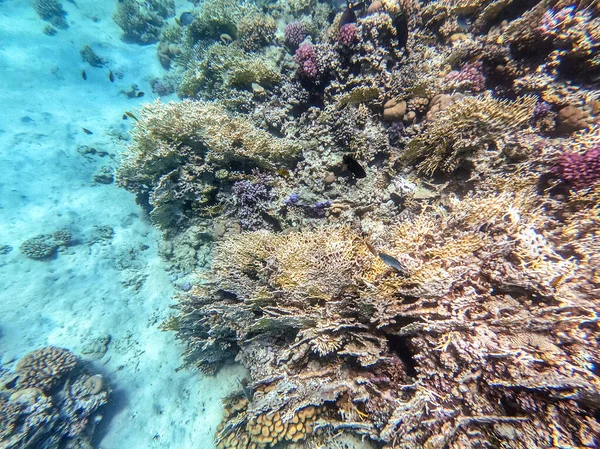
[0,1,242,447]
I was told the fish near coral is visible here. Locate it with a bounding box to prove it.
[378,252,409,275]
[343,154,367,178]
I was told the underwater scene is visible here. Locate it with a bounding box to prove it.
[0,0,599,448]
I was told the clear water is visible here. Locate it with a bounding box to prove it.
[1,1,598,449]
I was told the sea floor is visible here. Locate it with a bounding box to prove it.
[0,0,243,447]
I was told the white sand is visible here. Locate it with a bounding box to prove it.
[0,0,244,447]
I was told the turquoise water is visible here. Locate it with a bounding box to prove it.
[0,0,599,448]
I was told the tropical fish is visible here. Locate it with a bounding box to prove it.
[179,12,194,26]
[343,154,367,178]
[124,111,139,121]
[339,1,365,28]
[81,69,87,80]
[109,70,115,82]
[238,378,253,401]
[456,15,472,31]
[378,252,407,274]
[82,127,93,135]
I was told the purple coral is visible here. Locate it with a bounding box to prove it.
[283,193,299,205]
[552,145,600,191]
[309,200,331,217]
[445,61,486,93]
[232,179,272,230]
[339,23,357,47]
[295,43,319,80]
[284,22,307,49]
[537,6,576,38]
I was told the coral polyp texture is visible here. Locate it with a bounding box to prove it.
[0,347,109,449]
[118,0,600,447]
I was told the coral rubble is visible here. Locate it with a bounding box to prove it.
[118,0,600,447]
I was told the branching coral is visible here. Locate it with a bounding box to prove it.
[113,0,175,44]
[179,43,280,99]
[185,0,252,42]
[33,0,68,29]
[169,177,599,447]
[237,14,277,52]
[403,93,537,175]
[116,100,300,229]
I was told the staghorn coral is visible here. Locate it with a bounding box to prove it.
[113,0,175,44]
[0,347,109,449]
[403,93,537,175]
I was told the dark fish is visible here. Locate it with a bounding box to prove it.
[179,12,194,26]
[137,91,145,97]
[456,15,472,31]
[339,6,357,28]
[81,69,87,80]
[238,378,253,401]
[82,127,93,135]
[378,252,406,274]
[122,114,128,120]
[124,111,139,121]
[109,70,115,82]
[393,14,409,49]
[343,154,366,178]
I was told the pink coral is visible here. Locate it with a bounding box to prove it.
[552,145,600,190]
[295,43,319,79]
[284,22,307,49]
[445,61,486,93]
[339,23,357,47]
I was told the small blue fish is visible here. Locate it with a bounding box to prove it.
[179,12,194,26]
[378,252,407,274]
[456,15,472,31]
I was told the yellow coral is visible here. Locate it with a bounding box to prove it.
[404,93,536,175]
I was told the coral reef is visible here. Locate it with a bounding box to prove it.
[113,0,175,44]
[237,14,277,52]
[403,94,537,175]
[552,144,600,190]
[116,100,300,230]
[0,347,109,449]
[284,22,308,49]
[33,0,68,29]
[115,0,600,447]
[19,231,72,259]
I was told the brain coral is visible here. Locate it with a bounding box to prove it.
[15,346,78,392]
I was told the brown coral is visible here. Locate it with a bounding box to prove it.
[15,346,78,392]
